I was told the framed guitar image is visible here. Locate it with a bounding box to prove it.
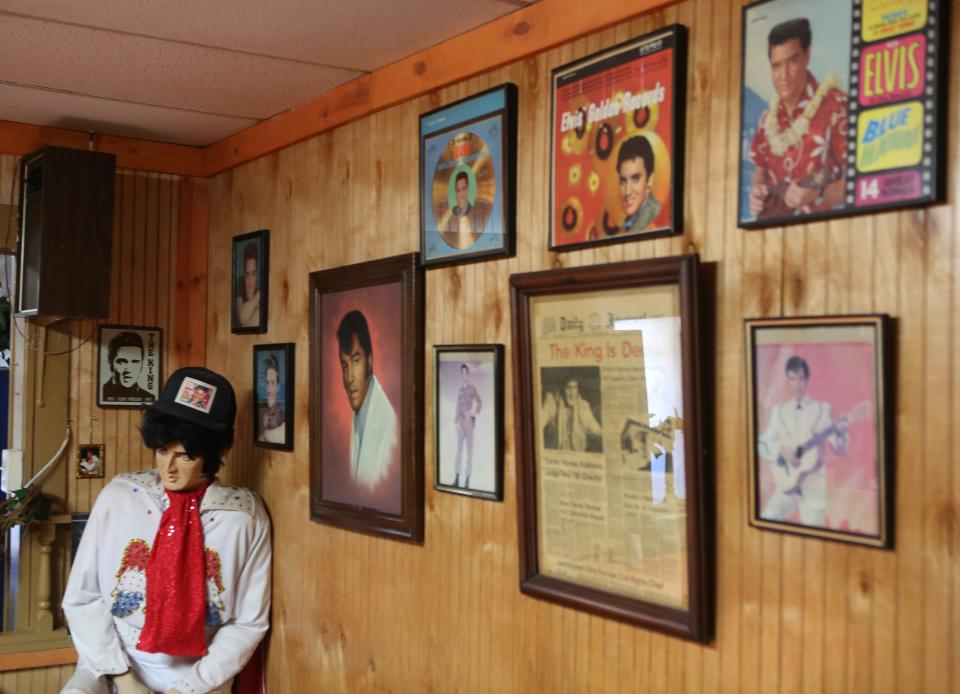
[745,315,893,547]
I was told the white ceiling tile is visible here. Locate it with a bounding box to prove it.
[0,0,539,146]
[0,15,363,119]
[0,82,255,146]
[1,1,527,70]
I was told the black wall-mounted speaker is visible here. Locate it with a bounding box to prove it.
[16,146,115,319]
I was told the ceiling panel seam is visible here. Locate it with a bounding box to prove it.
[0,9,372,73]
[0,79,263,122]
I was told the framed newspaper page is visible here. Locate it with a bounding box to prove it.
[745,315,893,547]
[308,253,425,543]
[549,25,687,250]
[419,83,517,268]
[738,0,947,228]
[510,254,711,642]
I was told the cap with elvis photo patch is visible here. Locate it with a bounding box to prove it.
[149,367,237,432]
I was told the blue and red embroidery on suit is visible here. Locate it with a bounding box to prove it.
[111,538,226,626]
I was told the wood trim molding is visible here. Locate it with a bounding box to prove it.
[0,120,203,177]
[201,0,675,175]
[0,646,76,671]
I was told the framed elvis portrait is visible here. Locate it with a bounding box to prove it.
[97,324,162,408]
[745,315,893,547]
[738,0,947,228]
[253,343,295,451]
[77,444,105,479]
[232,229,269,334]
[549,25,687,250]
[510,254,711,642]
[434,344,504,501]
[308,253,425,543]
[419,83,517,268]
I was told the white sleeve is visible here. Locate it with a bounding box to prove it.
[757,404,784,462]
[171,505,272,694]
[61,488,130,678]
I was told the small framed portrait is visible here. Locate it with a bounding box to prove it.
[419,83,517,268]
[549,25,687,250]
[76,444,105,479]
[253,343,295,451]
[232,229,269,334]
[172,376,217,412]
[97,324,162,408]
[745,315,893,547]
[309,253,424,543]
[434,344,503,501]
[738,0,947,227]
[510,254,711,642]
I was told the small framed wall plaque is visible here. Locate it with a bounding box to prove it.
[97,325,162,408]
[77,444,105,479]
[738,0,947,227]
[550,25,687,249]
[419,84,517,268]
[510,254,711,642]
[745,315,893,547]
[232,229,269,333]
[253,343,295,451]
[433,344,504,501]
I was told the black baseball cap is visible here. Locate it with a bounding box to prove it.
[149,367,237,432]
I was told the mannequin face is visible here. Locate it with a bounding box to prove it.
[156,441,206,491]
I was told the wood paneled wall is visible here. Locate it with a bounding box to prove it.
[0,663,72,693]
[205,0,956,691]
[67,170,181,513]
[0,155,182,514]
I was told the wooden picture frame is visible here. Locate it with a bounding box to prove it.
[253,343,295,451]
[419,83,517,268]
[232,229,269,334]
[737,0,947,228]
[745,315,893,547]
[77,444,105,479]
[549,25,687,250]
[309,253,424,543]
[510,254,711,642]
[433,344,504,501]
[97,324,162,408]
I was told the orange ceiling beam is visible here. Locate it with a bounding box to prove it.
[0,0,672,178]
[0,120,203,177]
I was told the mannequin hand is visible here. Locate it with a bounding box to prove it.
[112,671,152,694]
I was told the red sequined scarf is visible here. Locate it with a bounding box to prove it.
[137,480,211,656]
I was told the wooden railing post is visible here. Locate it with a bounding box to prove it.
[35,521,56,632]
